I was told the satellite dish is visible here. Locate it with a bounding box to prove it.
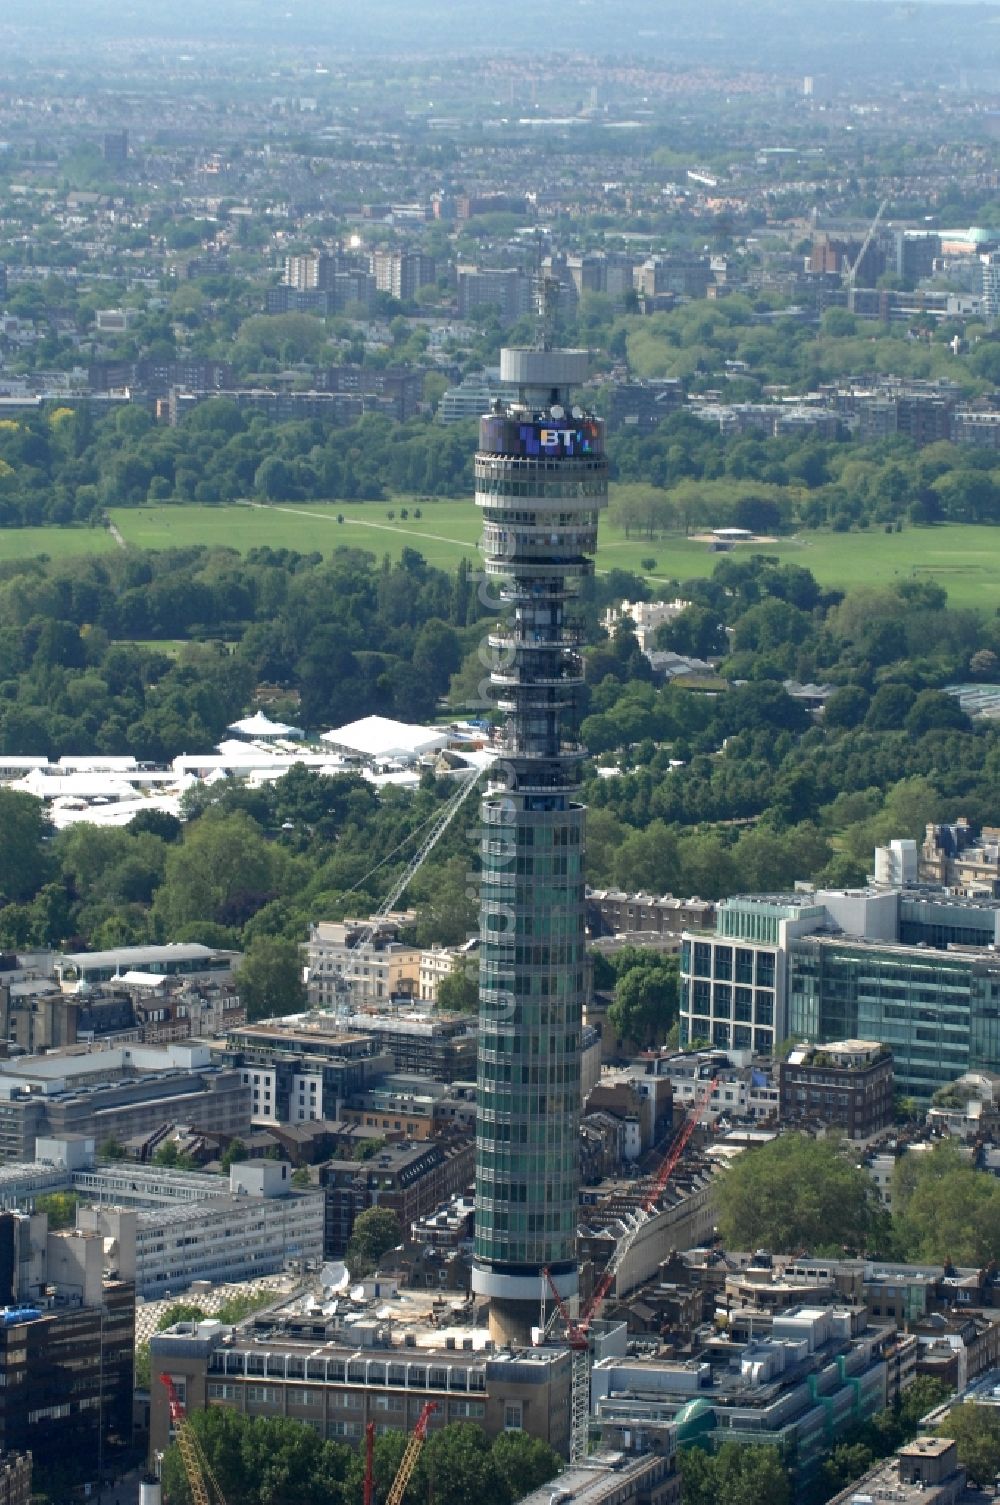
[549,403,565,420]
[571,405,584,420]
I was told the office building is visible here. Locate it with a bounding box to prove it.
[0,1455,31,1505]
[982,252,1000,323]
[306,918,421,1008]
[591,1305,887,1490]
[320,1138,474,1255]
[77,1161,323,1298]
[896,232,942,283]
[680,883,1000,1098]
[0,1209,134,1473]
[54,942,240,988]
[920,820,1000,895]
[471,342,607,1343]
[224,1020,392,1124]
[0,1042,249,1162]
[518,1452,678,1505]
[0,1141,321,1297]
[828,1437,966,1505]
[150,1302,573,1455]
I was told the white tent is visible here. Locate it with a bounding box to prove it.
[320,715,450,764]
[228,711,304,740]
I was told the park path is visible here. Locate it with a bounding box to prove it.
[249,501,475,552]
[108,519,127,549]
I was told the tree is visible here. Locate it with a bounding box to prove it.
[937,1404,1000,1487]
[291,1166,312,1188]
[346,1207,403,1279]
[823,685,871,730]
[0,788,51,902]
[152,809,286,935]
[35,1191,79,1230]
[161,1405,352,1505]
[154,1139,197,1170]
[608,954,679,1047]
[236,937,307,1021]
[904,690,970,737]
[892,1139,1000,1265]
[437,959,479,1013]
[488,1431,561,1502]
[424,1426,506,1505]
[412,854,478,947]
[715,1132,887,1254]
[221,1138,248,1172]
[157,1302,207,1330]
[679,1443,790,1505]
[99,1135,128,1161]
[865,682,917,731]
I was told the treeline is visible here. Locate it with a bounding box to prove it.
[581,553,1000,897]
[4,385,1000,533]
[0,545,488,754]
[718,1135,1000,1270]
[158,1408,561,1505]
[0,765,478,968]
[0,402,476,525]
[611,414,1000,532]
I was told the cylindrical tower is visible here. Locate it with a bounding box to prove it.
[472,347,607,1346]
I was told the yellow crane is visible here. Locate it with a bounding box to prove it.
[384,1402,437,1505]
[159,1374,228,1505]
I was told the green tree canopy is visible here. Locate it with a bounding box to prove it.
[892,1140,1000,1265]
[679,1442,790,1505]
[346,1206,404,1280]
[608,953,679,1047]
[937,1403,1000,1487]
[715,1132,887,1254]
[437,957,478,1012]
[236,936,307,1021]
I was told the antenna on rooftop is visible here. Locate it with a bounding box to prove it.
[532,228,557,352]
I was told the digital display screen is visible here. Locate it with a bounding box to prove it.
[479,416,604,459]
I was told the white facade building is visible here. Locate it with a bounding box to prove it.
[77,1161,324,1298]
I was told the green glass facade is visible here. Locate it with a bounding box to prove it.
[788,938,1000,1098]
[471,349,607,1329]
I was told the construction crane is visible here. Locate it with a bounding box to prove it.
[540,1075,718,1463]
[845,197,889,312]
[363,1422,375,1505]
[384,1401,437,1505]
[310,767,485,1016]
[159,1374,228,1505]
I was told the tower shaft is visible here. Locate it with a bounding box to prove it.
[472,348,607,1345]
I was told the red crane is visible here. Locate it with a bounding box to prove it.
[542,1074,717,1459]
[363,1422,375,1505]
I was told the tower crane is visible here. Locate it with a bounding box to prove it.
[363,1422,375,1505]
[309,767,485,1017]
[540,1075,718,1463]
[384,1401,437,1505]
[159,1374,228,1505]
[845,198,889,312]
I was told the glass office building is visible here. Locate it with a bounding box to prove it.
[788,937,1000,1099]
[681,888,1000,1100]
[471,346,607,1344]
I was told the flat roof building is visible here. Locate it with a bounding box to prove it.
[150,1299,573,1457]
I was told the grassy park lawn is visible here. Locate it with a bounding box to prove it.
[0,499,998,612]
[0,524,117,561]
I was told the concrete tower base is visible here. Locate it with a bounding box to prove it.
[488,1297,539,1348]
